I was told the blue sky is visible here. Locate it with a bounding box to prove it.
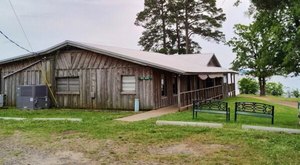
[0,0,252,68]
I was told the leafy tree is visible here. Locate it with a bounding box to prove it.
[292,89,300,98]
[266,82,284,96]
[238,77,259,94]
[227,15,283,96]
[235,0,300,75]
[135,0,226,54]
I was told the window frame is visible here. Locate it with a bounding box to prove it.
[121,75,136,95]
[56,76,80,95]
[172,75,178,95]
[161,74,167,97]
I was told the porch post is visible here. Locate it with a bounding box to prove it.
[226,73,229,97]
[233,73,236,96]
[213,78,216,97]
[231,73,234,96]
[177,75,181,111]
[222,74,225,99]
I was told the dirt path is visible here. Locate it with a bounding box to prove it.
[0,132,97,165]
[0,131,235,165]
[243,95,298,109]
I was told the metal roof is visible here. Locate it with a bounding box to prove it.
[0,40,236,75]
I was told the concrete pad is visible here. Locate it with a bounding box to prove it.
[242,125,300,134]
[0,117,82,122]
[156,120,223,128]
[32,118,82,122]
[116,106,178,122]
[0,117,26,121]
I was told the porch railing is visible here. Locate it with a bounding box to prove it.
[179,85,223,109]
[228,83,236,97]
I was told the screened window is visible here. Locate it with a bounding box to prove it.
[161,74,167,96]
[172,75,178,95]
[56,77,80,94]
[196,77,200,89]
[122,76,136,93]
[206,78,214,88]
[187,76,191,91]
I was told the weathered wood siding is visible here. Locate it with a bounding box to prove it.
[0,58,53,106]
[54,48,154,109]
[0,47,154,110]
[152,69,176,109]
[0,46,234,110]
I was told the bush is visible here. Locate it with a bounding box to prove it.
[266,82,284,96]
[292,89,300,98]
[238,77,259,94]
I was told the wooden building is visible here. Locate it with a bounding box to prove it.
[0,40,236,110]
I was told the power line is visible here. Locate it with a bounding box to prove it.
[8,0,33,52]
[0,30,33,53]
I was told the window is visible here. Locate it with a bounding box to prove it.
[196,77,200,89]
[161,74,167,96]
[172,75,178,95]
[122,76,136,93]
[216,78,222,85]
[187,76,191,91]
[206,78,214,87]
[56,77,80,94]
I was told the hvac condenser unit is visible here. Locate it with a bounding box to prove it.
[16,85,50,110]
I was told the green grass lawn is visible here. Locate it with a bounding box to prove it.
[0,95,300,164]
[160,95,300,129]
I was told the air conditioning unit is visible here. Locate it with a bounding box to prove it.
[0,94,6,108]
[16,85,50,110]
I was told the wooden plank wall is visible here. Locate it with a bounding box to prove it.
[0,46,232,110]
[0,58,53,106]
[0,48,154,110]
[54,48,154,110]
[152,69,182,109]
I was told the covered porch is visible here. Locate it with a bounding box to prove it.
[176,72,236,110]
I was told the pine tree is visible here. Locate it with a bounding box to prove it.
[135,0,226,54]
[135,0,171,54]
[181,0,226,54]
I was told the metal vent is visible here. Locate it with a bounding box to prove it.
[20,86,33,97]
[35,85,47,97]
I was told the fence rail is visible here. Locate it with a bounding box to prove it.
[179,85,223,109]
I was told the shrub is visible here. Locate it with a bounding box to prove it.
[266,82,284,96]
[238,77,259,94]
[292,89,300,98]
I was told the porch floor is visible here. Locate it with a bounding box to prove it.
[115,106,178,122]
